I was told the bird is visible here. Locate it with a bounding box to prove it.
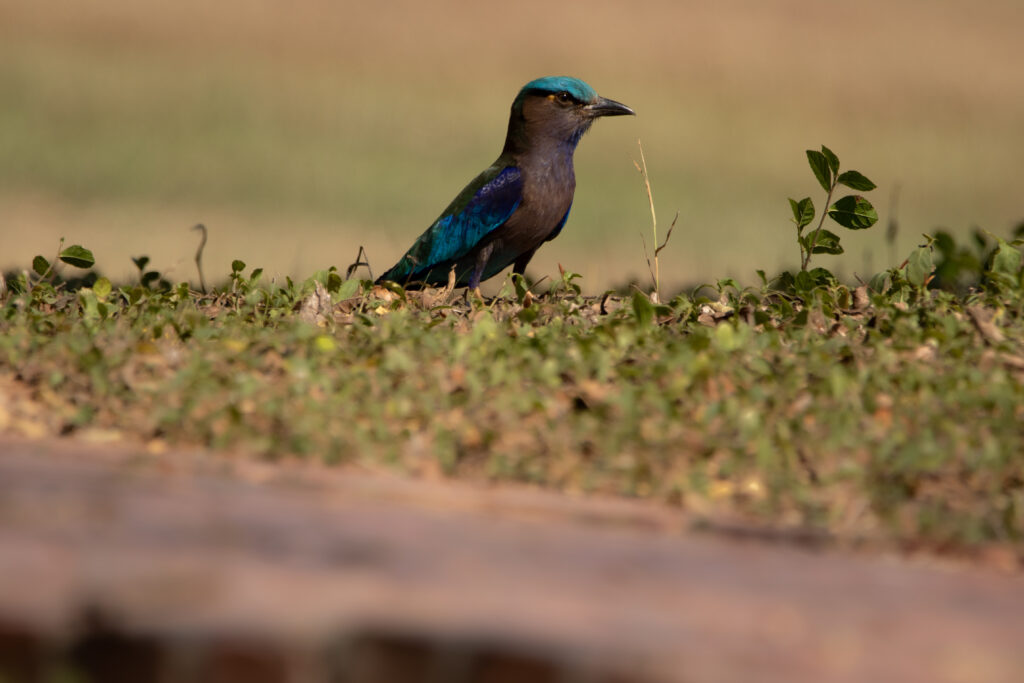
[376,76,634,291]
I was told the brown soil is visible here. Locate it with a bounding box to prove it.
[0,436,1022,682]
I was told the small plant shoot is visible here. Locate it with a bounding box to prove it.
[789,145,879,271]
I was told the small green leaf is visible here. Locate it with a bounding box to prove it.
[78,289,99,319]
[631,290,655,326]
[336,278,361,300]
[132,256,150,272]
[794,270,817,293]
[837,170,877,191]
[806,150,832,192]
[93,277,112,300]
[775,295,795,319]
[32,255,51,277]
[808,268,838,286]
[789,197,815,229]
[868,272,892,294]
[59,245,95,269]
[716,277,740,292]
[990,237,1022,277]
[231,259,246,273]
[511,273,529,302]
[771,271,795,293]
[326,271,343,293]
[801,229,844,255]
[905,245,934,287]
[828,195,878,230]
[821,145,840,176]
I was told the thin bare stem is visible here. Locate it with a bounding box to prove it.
[803,184,835,271]
[192,223,208,294]
[886,183,901,267]
[345,245,373,281]
[639,231,653,285]
[656,212,679,258]
[633,140,660,295]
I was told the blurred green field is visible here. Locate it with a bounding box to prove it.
[1,0,1022,291]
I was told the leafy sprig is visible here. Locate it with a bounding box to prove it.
[789,145,879,271]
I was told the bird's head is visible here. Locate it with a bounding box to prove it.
[504,76,634,154]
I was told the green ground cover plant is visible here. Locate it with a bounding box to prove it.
[1,149,1022,560]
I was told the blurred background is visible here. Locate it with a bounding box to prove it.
[1,0,1021,293]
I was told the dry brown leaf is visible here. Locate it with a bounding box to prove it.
[966,305,1005,344]
[852,285,870,311]
[297,280,331,326]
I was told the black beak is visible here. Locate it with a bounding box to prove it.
[586,96,635,118]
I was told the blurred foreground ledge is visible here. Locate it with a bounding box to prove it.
[0,437,1022,683]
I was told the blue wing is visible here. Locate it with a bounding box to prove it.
[379,164,523,284]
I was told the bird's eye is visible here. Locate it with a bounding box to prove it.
[556,91,573,104]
